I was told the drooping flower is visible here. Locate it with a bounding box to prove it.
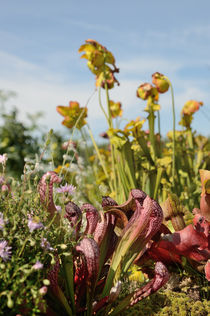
[152,72,169,93]
[109,100,123,118]
[79,39,119,89]
[181,100,203,115]
[28,216,44,233]
[0,240,12,261]
[179,100,203,128]
[56,183,76,195]
[32,261,44,270]
[136,83,155,100]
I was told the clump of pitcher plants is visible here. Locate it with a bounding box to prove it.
[37,169,209,315]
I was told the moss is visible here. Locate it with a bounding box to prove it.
[119,290,210,316]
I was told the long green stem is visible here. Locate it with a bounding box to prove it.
[87,124,114,192]
[157,110,161,136]
[104,82,118,196]
[18,238,29,257]
[148,104,156,160]
[98,85,109,124]
[164,76,176,188]
[104,82,113,128]
[157,110,162,158]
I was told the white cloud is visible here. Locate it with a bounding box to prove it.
[0,49,209,138]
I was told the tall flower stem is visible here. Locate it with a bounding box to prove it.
[99,85,109,124]
[87,124,114,193]
[104,81,118,197]
[157,110,161,137]
[157,110,162,157]
[148,107,156,160]
[164,76,176,188]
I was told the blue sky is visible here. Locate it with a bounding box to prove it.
[0,0,210,139]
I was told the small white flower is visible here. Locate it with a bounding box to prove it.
[55,205,62,213]
[39,286,48,295]
[32,261,43,270]
[0,154,7,164]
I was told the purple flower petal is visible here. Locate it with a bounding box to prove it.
[0,240,12,261]
[56,184,76,195]
[28,217,44,232]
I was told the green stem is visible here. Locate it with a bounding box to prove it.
[148,103,156,160]
[164,76,176,188]
[18,238,29,257]
[99,85,109,124]
[157,110,162,157]
[87,124,114,192]
[157,110,161,136]
[104,82,117,196]
[104,82,113,128]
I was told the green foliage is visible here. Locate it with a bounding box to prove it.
[0,108,40,177]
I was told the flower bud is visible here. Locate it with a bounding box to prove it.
[43,279,50,286]
[39,286,48,295]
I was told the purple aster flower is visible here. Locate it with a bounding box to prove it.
[28,216,44,233]
[0,240,12,261]
[41,238,54,251]
[32,260,43,270]
[56,184,76,195]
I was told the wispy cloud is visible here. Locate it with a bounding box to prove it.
[0,48,209,138]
